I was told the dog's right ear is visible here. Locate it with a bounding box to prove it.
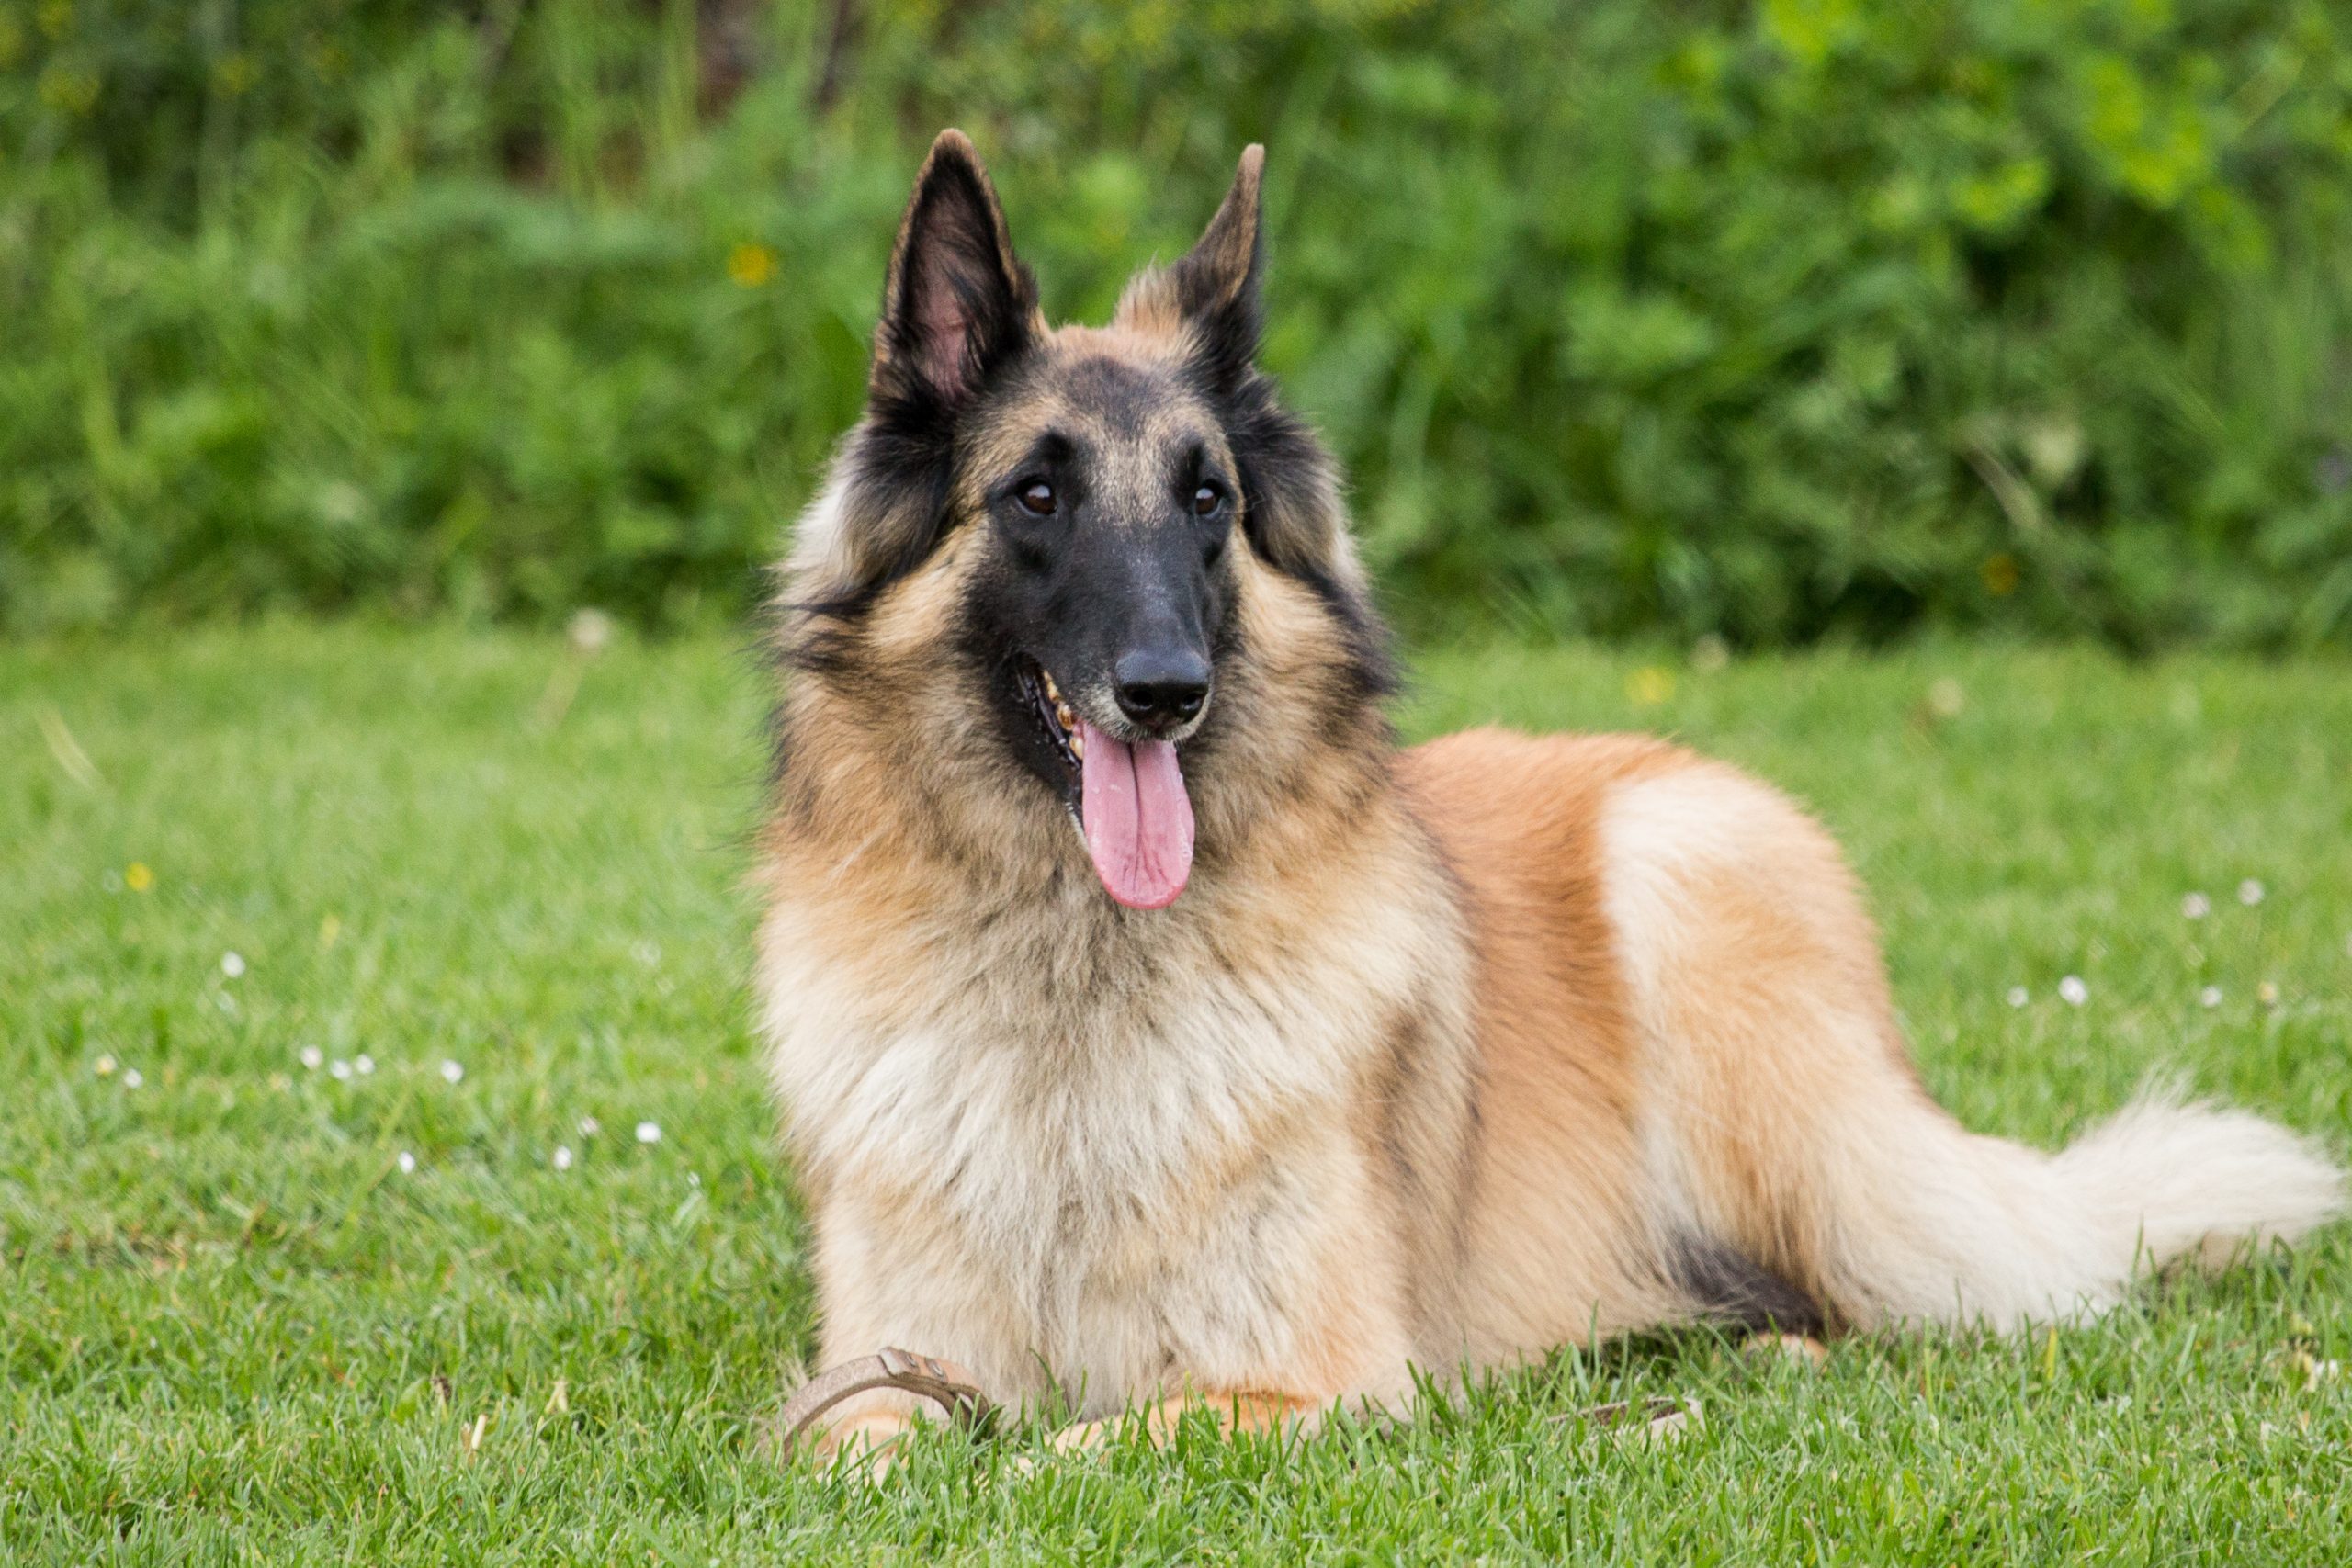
[790,134,1034,607]
[871,130,1037,411]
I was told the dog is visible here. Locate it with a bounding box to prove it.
[753,130,2343,1464]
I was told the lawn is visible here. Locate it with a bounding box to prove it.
[4,624,2348,1564]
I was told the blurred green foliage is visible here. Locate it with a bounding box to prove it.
[4,0,2350,645]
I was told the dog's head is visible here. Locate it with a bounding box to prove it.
[779,130,1389,910]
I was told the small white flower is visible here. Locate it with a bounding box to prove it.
[123,1068,144,1089]
[95,1054,117,1077]
[2006,987,2030,1009]
[2239,878,2265,907]
[2181,892,2211,919]
[578,1116,601,1138]
[356,1054,375,1075]
[635,1121,662,1145]
[220,951,246,978]
[299,1045,323,1071]
[331,1059,353,1080]
[2058,976,2089,1007]
[2199,986,2222,1009]
[396,1151,416,1174]
[440,1059,464,1084]
[568,607,615,654]
[553,1145,574,1171]
[2258,981,2279,1007]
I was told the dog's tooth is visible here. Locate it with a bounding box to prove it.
[1069,729,1085,760]
[1056,702,1076,729]
[1042,671,1061,702]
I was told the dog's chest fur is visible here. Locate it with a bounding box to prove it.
[758,861,1457,1399]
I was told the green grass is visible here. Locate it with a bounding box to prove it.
[4,624,2349,1563]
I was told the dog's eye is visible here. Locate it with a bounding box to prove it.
[1017,480,1057,517]
[1192,483,1225,517]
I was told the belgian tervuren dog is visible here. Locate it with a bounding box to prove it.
[755,130,2342,1464]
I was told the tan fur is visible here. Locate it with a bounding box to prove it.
[1398,731,1689,1359]
[757,138,2344,1465]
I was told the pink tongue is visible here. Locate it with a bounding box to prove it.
[1077,717,1193,909]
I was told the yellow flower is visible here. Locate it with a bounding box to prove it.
[36,63,99,115]
[1626,666,1677,706]
[124,862,154,893]
[727,243,777,288]
[1981,553,2021,596]
[210,51,254,97]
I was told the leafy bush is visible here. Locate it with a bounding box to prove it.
[5,0,2350,646]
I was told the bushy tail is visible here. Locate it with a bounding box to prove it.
[1817,1090,2344,1332]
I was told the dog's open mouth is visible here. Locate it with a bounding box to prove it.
[1018,657,1195,911]
[1020,658,1086,779]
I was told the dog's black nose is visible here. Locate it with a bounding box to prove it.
[1114,649,1210,730]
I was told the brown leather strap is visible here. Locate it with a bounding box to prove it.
[775,1348,996,1450]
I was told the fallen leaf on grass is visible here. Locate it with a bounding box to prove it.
[1550,1396,1703,1446]
[38,705,107,790]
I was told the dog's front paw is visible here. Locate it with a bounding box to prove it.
[1046,1414,1120,1455]
[1046,1390,1306,1455]
[808,1410,916,1482]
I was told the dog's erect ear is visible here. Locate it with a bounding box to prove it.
[872,130,1036,408]
[1166,145,1265,393]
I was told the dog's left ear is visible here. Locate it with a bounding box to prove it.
[1166,144,1265,394]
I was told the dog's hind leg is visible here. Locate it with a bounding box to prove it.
[1598,761,2342,1334]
